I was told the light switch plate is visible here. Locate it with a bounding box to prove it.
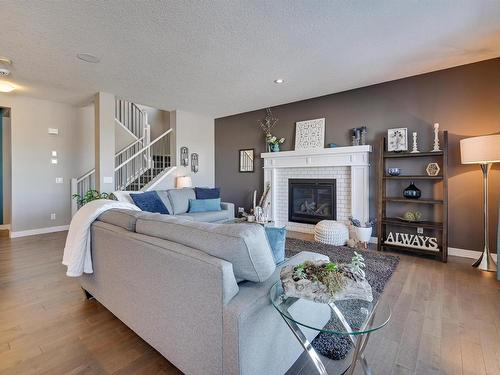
[55,177,64,184]
[48,128,59,135]
[51,158,58,164]
[103,176,113,184]
[50,213,56,220]
[51,150,57,157]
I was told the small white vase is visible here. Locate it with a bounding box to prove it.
[354,226,372,248]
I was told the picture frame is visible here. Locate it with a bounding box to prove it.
[387,128,408,152]
[239,149,255,173]
[294,118,325,150]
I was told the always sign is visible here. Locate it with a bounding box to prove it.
[385,232,439,251]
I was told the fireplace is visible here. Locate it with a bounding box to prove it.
[288,179,336,224]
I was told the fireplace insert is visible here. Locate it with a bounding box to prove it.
[288,179,336,224]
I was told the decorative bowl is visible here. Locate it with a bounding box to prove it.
[387,167,401,176]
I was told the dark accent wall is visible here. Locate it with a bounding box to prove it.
[215,58,500,252]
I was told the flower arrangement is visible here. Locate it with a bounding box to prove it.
[266,134,285,148]
[258,108,285,152]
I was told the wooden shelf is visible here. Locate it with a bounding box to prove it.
[384,197,443,205]
[381,242,441,255]
[383,175,443,180]
[382,217,443,230]
[384,151,444,158]
[377,131,448,262]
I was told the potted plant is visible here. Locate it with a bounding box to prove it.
[73,189,111,206]
[266,134,285,152]
[349,217,376,248]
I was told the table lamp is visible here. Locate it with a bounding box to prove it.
[460,134,500,271]
[176,176,192,189]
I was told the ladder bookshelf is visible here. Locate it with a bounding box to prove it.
[377,131,448,262]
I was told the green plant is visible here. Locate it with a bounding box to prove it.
[291,261,345,295]
[73,190,110,206]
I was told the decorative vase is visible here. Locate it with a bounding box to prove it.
[270,143,280,152]
[403,182,421,199]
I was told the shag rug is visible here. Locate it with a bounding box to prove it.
[285,238,400,360]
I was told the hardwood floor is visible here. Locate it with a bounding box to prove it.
[1,231,499,375]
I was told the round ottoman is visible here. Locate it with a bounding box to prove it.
[314,220,349,246]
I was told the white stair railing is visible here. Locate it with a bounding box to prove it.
[114,128,172,191]
[71,99,171,215]
[115,99,148,140]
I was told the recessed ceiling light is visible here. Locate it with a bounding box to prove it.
[0,82,15,93]
[77,53,100,63]
[274,78,285,84]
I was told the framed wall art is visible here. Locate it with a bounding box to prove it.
[294,118,325,151]
[239,149,255,173]
[387,128,408,152]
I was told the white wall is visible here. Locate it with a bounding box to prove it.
[155,110,215,189]
[137,104,170,140]
[0,93,79,234]
[115,120,135,153]
[76,103,95,176]
[2,116,11,225]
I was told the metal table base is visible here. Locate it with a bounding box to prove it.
[280,301,378,375]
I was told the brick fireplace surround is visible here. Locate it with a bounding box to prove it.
[261,146,371,233]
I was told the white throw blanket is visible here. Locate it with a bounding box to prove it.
[62,199,141,277]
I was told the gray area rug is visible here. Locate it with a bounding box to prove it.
[285,238,400,360]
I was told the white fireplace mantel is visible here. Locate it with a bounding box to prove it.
[261,145,372,232]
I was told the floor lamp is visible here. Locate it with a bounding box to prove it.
[460,134,500,272]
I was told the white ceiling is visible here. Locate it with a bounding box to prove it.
[1,1,499,118]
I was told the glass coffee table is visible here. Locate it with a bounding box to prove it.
[270,281,391,375]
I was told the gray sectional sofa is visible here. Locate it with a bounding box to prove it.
[112,188,235,223]
[80,209,328,375]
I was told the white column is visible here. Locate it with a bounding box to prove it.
[350,165,370,223]
[95,92,116,193]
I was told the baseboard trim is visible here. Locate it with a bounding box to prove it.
[448,247,498,261]
[370,236,497,261]
[10,225,69,238]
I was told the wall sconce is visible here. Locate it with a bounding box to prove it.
[180,146,189,167]
[191,153,199,173]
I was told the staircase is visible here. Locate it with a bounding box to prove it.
[71,99,175,214]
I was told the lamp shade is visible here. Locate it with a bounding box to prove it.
[460,134,500,164]
[176,176,192,188]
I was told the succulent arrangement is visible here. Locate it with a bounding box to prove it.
[401,210,422,222]
[349,217,376,228]
[290,252,367,297]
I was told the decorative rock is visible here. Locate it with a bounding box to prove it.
[314,220,349,246]
[280,260,373,303]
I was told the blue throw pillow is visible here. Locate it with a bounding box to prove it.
[195,187,220,199]
[130,191,169,214]
[188,198,221,213]
[264,226,287,264]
